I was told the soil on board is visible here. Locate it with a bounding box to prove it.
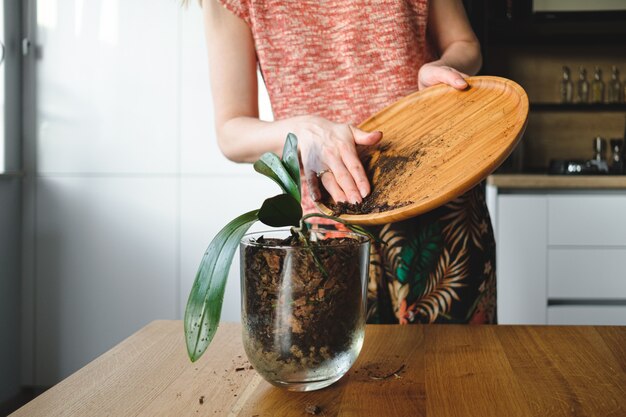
[326,199,412,216]
[322,143,420,215]
[242,234,364,378]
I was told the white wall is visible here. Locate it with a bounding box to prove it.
[23,0,275,386]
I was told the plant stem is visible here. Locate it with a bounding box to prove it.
[298,213,379,243]
[291,225,329,280]
[289,213,380,287]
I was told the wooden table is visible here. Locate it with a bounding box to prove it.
[12,321,626,416]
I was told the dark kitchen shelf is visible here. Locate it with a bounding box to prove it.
[487,11,626,46]
[530,103,626,112]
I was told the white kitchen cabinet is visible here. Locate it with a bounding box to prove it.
[548,248,626,299]
[36,0,180,175]
[0,179,21,401]
[548,306,626,325]
[492,184,626,325]
[496,195,548,324]
[35,177,178,386]
[23,1,275,387]
[548,195,626,246]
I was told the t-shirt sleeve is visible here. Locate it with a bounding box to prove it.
[216,0,251,26]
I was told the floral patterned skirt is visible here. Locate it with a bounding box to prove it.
[365,183,497,324]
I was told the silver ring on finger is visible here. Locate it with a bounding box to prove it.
[316,169,332,179]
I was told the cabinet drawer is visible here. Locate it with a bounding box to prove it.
[548,306,626,325]
[548,195,626,246]
[548,249,626,299]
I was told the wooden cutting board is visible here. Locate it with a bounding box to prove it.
[316,76,528,225]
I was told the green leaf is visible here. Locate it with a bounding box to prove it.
[254,152,301,203]
[184,210,259,362]
[282,133,301,196]
[346,224,380,244]
[259,194,302,227]
[395,222,443,303]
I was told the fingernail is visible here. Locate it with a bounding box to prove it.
[360,189,368,198]
[455,79,467,87]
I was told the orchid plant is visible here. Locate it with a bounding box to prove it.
[184,133,372,362]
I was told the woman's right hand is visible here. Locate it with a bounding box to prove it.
[202,3,381,203]
[293,116,382,204]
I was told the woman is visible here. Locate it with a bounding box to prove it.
[199,0,496,324]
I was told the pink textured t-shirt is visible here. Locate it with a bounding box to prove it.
[218,0,435,124]
[218,0,436,210]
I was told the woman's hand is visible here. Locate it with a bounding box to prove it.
[419,0,482,91]
[418,60,470,91]
[294,116,382,204]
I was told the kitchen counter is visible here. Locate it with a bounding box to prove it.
[488,174,626,189]
[11,321,626,416]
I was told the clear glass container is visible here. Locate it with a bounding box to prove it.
[240,229,370,391]
[560,66,573,103]
[591,66,605,104]
[588,136,609,174]
[609,139,623,174]
[608,66,623,104]
[576,66,589,104]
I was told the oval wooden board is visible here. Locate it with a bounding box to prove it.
[316,76,529,225]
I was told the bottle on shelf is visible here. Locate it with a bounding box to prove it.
[576,66,590,104]
[622,115,626,173]
[560,66,573,103]
[591,66,605,104]
[588,136,609,173]
[608,66,623,104]
[609,139,623,174]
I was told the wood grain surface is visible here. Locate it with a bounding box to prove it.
[317,76,529,225]
[488,174,626,189]
[12,321,625,417]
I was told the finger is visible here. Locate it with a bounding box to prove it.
[341,149,371,198]
[324,158,362,203]
[320,172,349,203]
[305,169,322,202]
[351,127,383,146]
[439,68,468,89]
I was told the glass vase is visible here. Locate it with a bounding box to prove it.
[240,228,370,391]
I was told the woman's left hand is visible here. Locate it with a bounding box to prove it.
[418,61,470,91]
